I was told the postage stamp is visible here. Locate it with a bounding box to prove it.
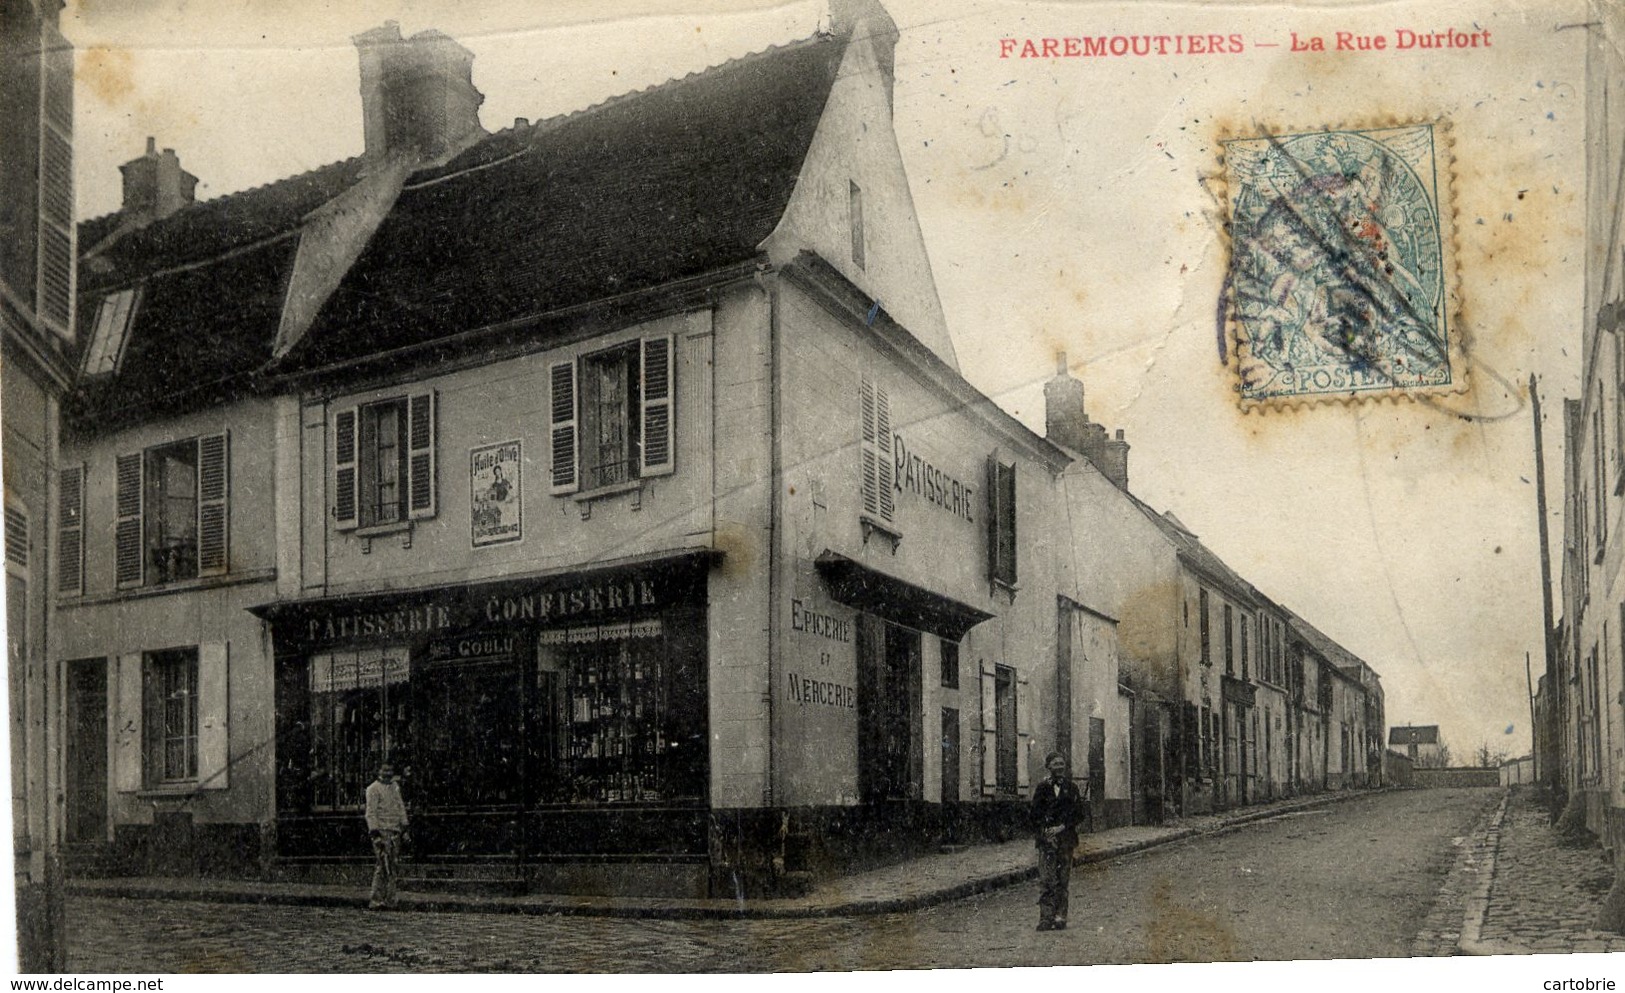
[1221,123,1462,408]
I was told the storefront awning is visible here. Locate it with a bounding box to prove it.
[814,550,994,641]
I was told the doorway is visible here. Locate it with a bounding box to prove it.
[857,617,921,802]
[65,660,107,846]
[415,654,524,810]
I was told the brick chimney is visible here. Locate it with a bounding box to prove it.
[118,137,198,223]
[1045,352,1130,489]
[354,22,486,162]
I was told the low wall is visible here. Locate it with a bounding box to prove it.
[1412,766,1499,788]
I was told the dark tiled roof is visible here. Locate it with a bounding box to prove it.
[78,157,365,293]
[70,32,846,424]
[66,237,295,429]
[1389,725,1439,745]
[279,35,844,373]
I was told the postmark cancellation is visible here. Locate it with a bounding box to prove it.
[1220,122,1463,408]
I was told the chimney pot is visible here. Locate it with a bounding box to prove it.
[355,23,488,162]
[119,138,198,224]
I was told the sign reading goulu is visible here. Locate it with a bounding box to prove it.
[892,432,975,522]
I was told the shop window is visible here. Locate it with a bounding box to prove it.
[144,648,198,784]
[940,639,959,689]
[549,337,674,495]
[306,647,411,809]
[1199,589,1211,665]
[537,621,705,804]
[860,378,895,524]
[986,458,1017,588]
[115,433,229,588]
[334,393,436,531]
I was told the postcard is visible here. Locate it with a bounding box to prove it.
[2,0,1608,982]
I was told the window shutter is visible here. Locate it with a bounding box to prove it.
[999,462,1017,584]
[113,652,143,792]
[115,453,144,589]
[985,456,1000,583]
[333,408,358,530]
[198,642,230,789]
[861,380,879,517]
[1016,674,1033,794]
[640,336,675,477]
[550,361,579,494]
[197,433,229,577]
[980,664,998,796]
[57,465,83,595]
[407,391,438,519]
[875,385,894,520]
[4,504,27,569]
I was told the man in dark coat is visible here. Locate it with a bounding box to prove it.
[1032,750,1085,931]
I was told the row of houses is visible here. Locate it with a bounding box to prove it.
[1543,0,1625,927]
[25,0,1387,899]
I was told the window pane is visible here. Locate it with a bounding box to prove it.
[146,441,198,584]
[581,347,640,489]
[308,647,410,808]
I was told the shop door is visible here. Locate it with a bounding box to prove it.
[65,660,107,846]
[416,655,524,811]
[858,618,921,802]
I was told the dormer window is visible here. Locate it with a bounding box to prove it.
[849,180,866,270]
[85,288,138,375]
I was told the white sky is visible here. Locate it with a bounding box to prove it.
[62,0,1588,761]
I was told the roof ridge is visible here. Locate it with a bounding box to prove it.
[78,153,363,232]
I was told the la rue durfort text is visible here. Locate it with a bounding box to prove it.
[998,28,1490,59]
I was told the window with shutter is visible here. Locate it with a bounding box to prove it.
[859,379,894,523]
[197,433,229,576]
[4,504,27,570]
[143,647,199,784]
[980,664,998,797]
[986,457,1017,587]
[549,361,579,494]
[1015,673,1032,794]
[114,653,143,793]
[36,27,73,337]
[197,643,230,789]
[334,408,358,529]
[640,336,674,477]
[115,453,144,589]
[407,392,437,519]
[57,466,83,595]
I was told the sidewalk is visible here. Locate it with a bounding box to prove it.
[67,790,1368,920]
[1460,787,1625,955]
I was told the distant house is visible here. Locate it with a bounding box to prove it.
[1388,725,1443,767]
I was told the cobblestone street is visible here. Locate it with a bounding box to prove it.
[66,788,1500,972]
[1478,789,1625,953]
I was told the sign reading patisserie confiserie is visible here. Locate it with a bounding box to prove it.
[471,440,522,546]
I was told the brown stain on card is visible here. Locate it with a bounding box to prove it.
[80,45,134,105]
[1145,874,1237,962]
[713,521,757,579]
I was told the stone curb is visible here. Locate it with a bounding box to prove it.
[1458,788,1525,956]
[67,789,1379,920]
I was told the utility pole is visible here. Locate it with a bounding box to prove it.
[1530,373,1556,794]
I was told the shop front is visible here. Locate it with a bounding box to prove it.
[258,552,713,869]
